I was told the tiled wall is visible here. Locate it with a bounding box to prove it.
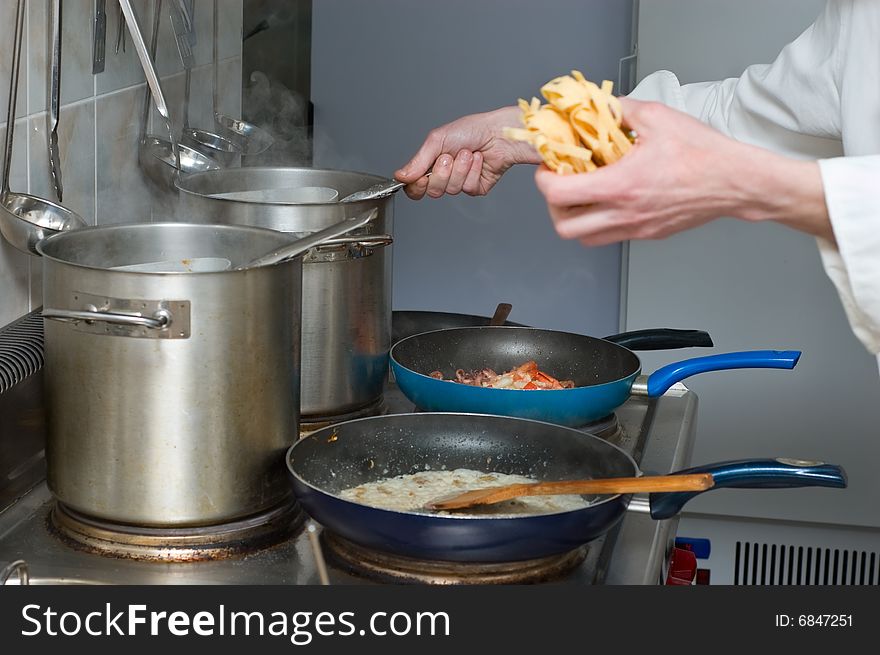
[0,0,243,328]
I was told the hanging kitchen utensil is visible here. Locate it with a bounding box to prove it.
[115,2,126,54]
[425,473,715,511]
[340,172,432,203]
[391,326,792,425]
[92,0,107,74]
[0,0,86,257]
[123,0,219,193]
[173,1,241,166]
[211,0,273,156]
[47,0,63,202]
[287,412,847,562]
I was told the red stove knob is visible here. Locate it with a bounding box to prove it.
[666,547,698,585]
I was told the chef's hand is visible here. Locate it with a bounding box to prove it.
[535,97,833,246]
[395,106,542,199]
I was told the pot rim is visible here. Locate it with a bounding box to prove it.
[174,166,392,207]
[35,221,301,275]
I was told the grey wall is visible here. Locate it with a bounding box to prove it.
[632,0,880,529]
[311,0,633,335]
[0,0,243,328]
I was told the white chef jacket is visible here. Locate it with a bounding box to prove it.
[630,0,880,367]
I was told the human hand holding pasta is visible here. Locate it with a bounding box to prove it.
[503,70,634,172]
[394,106,542,200]
[534,96,833,246]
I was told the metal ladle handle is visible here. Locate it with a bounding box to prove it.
[138,0,162,141]
[340,172,431,203]
[120,0,179,170]
[238,208,379,269]
[2,0,26,196]
[212,0,219,115]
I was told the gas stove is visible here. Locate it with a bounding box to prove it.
[0,382,697,585]
[0,309,699,585]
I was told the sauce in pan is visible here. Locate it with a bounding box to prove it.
[339,469,592,516]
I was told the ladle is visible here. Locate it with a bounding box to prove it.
[238,207,378,269]
[340,172,431,203]
[0,0,86,257]
[174,2,241,167]
[425,473,715,511]
[112,208,378,273]
[122,0,219,193]
[212,0,273,156]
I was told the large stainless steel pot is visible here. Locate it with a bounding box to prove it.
[37,223,302,527]
[175,168,394,419]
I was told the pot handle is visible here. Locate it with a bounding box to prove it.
[604,328,713,350]
[649,459,847,520]
[42,307,169,330]
[313,234,394,252]
[644,350,801,397]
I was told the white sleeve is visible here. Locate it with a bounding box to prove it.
[629,0,844,158]
[816,156,880,354]
[630,2,880,356]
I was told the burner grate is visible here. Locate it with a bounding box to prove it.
[50,499,305,562]
[321,531,588,585]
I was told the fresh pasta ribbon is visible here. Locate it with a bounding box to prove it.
[503,70,633,174]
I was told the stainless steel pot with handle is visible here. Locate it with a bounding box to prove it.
[37,222,303,527]
[175,167,394,419]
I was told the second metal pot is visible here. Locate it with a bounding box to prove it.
[175,167,394,419]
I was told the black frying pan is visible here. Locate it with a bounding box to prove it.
[287,413,846,562]
[392,310,527,345]
[391,309,714,351]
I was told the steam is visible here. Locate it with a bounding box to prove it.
[241,71,311,166]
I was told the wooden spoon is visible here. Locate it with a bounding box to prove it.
[425,473,714,511]
[489,302,513,326]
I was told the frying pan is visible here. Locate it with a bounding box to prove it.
[286,413,846,562]
[391,310,715,350]
[390,326,798,426]
[392,310,527,344]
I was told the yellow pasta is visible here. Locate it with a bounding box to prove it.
[503,70,634,174]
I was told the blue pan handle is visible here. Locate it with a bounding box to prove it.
[604,328,713,350]
[646,350,801,397]
[650,458,847,520]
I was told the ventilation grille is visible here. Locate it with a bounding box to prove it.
[735,542,880,585]
[0,310,44,394]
